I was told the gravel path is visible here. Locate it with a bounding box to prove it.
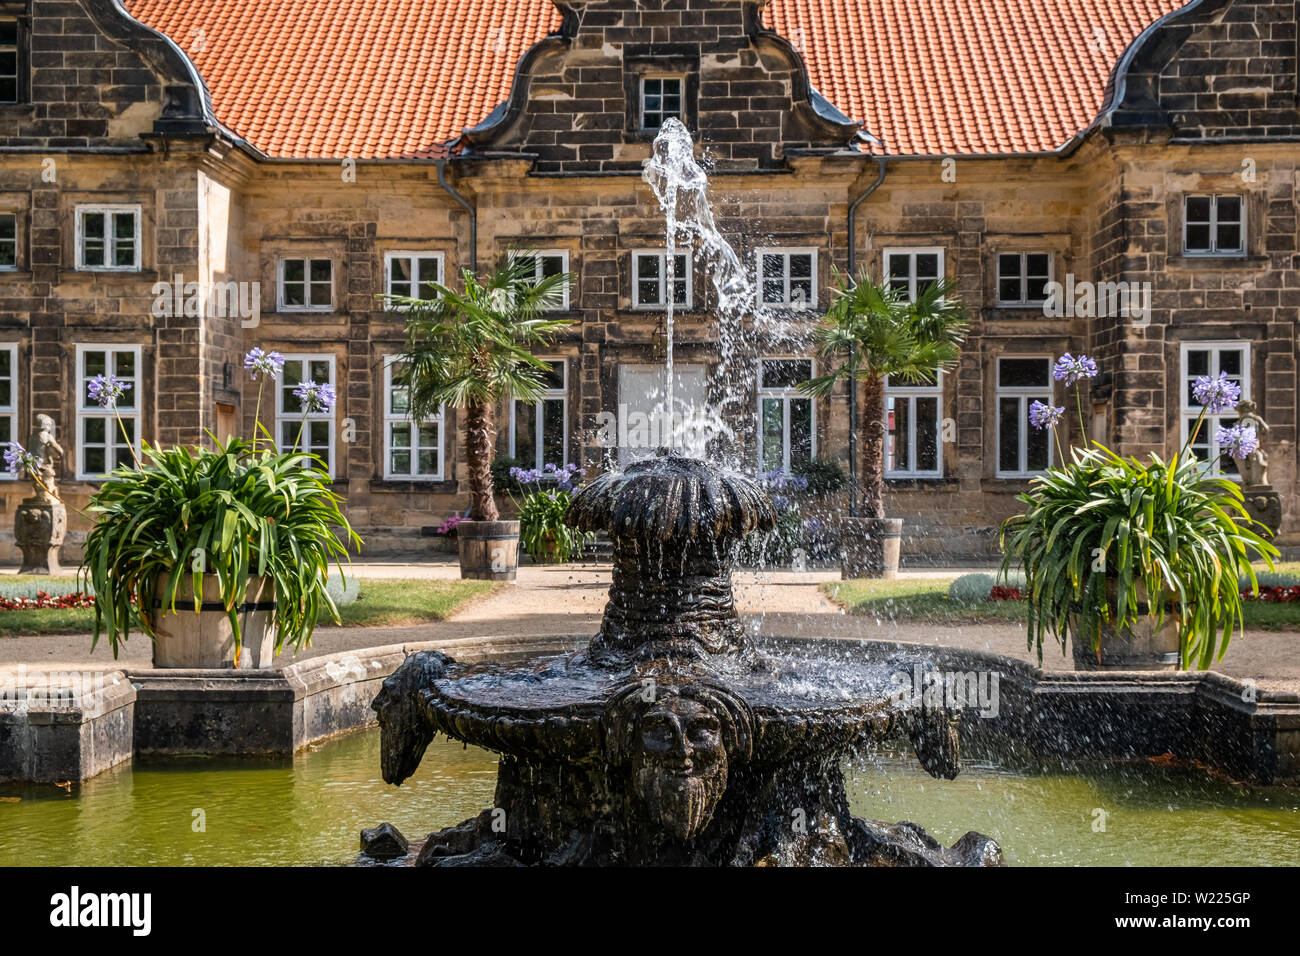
[3,561,1295,691]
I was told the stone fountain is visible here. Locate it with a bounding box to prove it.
[370,453,1001,866]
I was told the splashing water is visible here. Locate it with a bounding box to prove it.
[640,119,820,469]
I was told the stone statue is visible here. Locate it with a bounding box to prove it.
[1233,400,1282,537]
[1234,400,1269,487]
[14,414,67,574]
[25,413,64,503]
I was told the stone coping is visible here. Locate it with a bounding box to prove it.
[2,633,1295,785]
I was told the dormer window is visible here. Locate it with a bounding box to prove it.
[641,76,683,131]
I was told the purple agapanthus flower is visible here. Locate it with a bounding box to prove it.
[1216,423,1259,460]
[244,347,285,380]
[1193,372,1243,414]
[86,373,131,408]
[3,441,41,478]
[1028,400,1065,430]
[1052,353,1099,386]
[292,380,336,414]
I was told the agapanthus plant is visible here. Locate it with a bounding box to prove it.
[1002,352,1276,669]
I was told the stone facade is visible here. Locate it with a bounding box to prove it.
[0,0,1298,563]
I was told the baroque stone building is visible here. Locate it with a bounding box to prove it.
[0,0,1297,562]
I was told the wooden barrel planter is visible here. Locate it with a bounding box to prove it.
[457,520,521,582]
[839,517,903,580]
[1068,582,1181,671]
[151,575,278,669]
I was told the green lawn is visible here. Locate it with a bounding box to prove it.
[0,577,496,636]
[823,567,1300,632]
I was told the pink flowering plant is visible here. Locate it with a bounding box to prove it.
[1000,353,1277,669]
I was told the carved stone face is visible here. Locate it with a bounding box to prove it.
[631,697,728,840]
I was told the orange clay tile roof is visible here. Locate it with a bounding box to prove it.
[123,0,1188,160]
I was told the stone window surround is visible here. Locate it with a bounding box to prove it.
[1165,184,1265,266]
[74,342,144,481]
[756,355,816,474]
[630,247,692,310]
[73,203,143,273]
[1177,338,1251,479]
[982,234,1071,313]
[0,341,16,480]
[622,51,699,138]
[885,370,944,479]
[57,193,151,278]
[259,240,345,318]
[381,354,445,481]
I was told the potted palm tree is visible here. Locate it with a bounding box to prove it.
[799,269,968,578]
[390,253,573,581]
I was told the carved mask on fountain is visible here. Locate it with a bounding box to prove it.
[604,679,753,840]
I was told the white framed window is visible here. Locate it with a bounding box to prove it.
[995,356,1053,478]
[384,252,443,305]
[514,250,570,310]
[996,252,1052,306]
[75,205,141,271]
[0,18,18,104]
[1184,195,1245,257]
[278,258,334,311]
[277,354,336,476]
[0,212,16,269]
[632,250,690,309]
[886,372,943,477]
[885,247,943,302]
[757,249,816,310]
[0,343,16,479]
[641,76,684,130]
[1181,341,1249,477]
[383,356,444,481]
[75,344,141,480]
[757,357,815,474]
[510,358,567,469]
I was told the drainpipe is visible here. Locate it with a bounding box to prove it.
[844,153,888,517]
[435,159,477,272]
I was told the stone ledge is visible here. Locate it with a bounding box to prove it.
[0,668,135,784]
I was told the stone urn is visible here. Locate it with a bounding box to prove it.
[1069,580,1180,671]
[150,575,278,669]
[456,520,520,582]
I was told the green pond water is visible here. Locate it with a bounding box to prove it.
[1,730,1296,866]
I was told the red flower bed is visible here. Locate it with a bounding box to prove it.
[1242,585,1300,603]
[0,591,94,610]
[989,585,1023,602]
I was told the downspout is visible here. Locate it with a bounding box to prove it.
[436,158,477,272]
[844,152,888,518]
